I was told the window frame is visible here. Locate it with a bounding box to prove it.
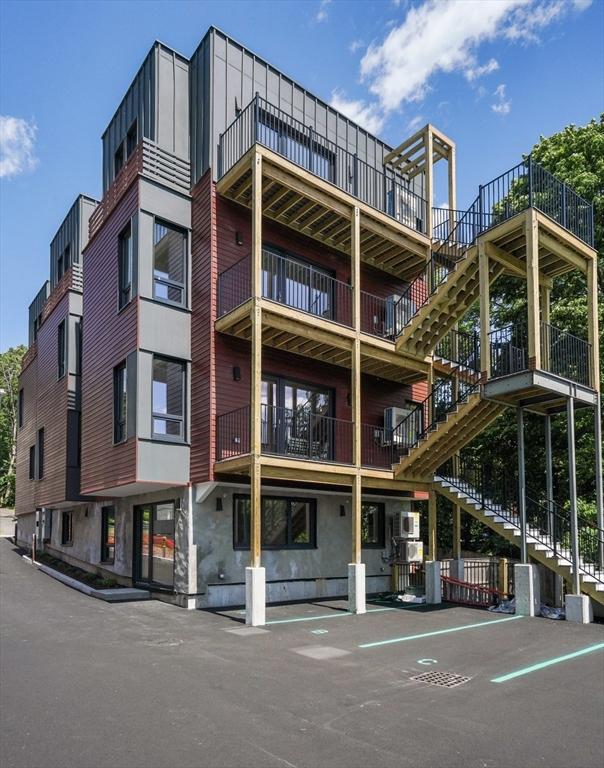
[28,445,35,480]
[113,361,127,445]
[37,427,44,480]
[152,218,187,309]
[61,510,73,546]
[117,222,133,311]
[361,501,385,549]
[100,506,116,564]
[151,355,186,443]
[57,320,66,379]
[114,141,125,178]
[126,119,138,158]
[232,494,317,551]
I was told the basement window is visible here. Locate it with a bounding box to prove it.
[233,495,316,550]
[101,506,116,563]
[61,511,73,546]
[361,502,385,548]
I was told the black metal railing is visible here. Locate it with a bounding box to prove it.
[216,405,251,460]
[434,328,480,371]
[488,321,592,387]
[218,250,353,326]
[219,95,427,233]
[432,207,468,242]
[360,423,395,469]
[391,562,425,592]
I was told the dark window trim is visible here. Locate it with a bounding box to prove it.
[28,445,35,480]
[113,361,127,445]
[61,510,73,546]
[126,119,138,159]
[100,506,116,564]
[361,501,385,549]
[18,389,24,429]
[152,217,188,309]
[57,320,66,380]
[114,141,125,178]
[117,221,133,311]
[37,427,44,480]
[233,494,317,551]
[151,355,186,443]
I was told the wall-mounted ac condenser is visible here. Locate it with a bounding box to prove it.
[397,539,424,563]
[392,510,420,539]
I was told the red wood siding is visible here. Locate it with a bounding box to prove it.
[15,355,38,516]
[80,182,138,495]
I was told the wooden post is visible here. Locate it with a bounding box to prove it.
[478,241,490,378]
[587,256,600,391]
[425,128,434,240]
[540,284,551,370]
[351,206,362,565]
[428,491,437,561]
[498,557,509,597]
[250,151,263,569]
[452,502,461,560]
[526,210,541,370]
[448,144,456,237]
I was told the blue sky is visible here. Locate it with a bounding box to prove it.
[1,0,603,349]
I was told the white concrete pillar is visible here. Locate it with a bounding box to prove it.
[565,594,593,624]
[348,562,366,614]
[450,558,465,581]
[514,563,540,616]
[245,566,266,626]
[425,561,442,604]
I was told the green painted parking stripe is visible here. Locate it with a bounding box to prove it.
[265,607,396,625]
[491,642,604,683]
[358,614,523,648]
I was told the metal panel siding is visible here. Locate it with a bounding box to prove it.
[50,195,98,288]
[189,32,212,182]
[80,183,139,495]
[28,282,49,346]
[190,27,399,184]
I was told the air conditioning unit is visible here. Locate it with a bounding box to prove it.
[393,510,420,539]
[383,406,417,447]
[398,539,424,563]
[385,294,416,336]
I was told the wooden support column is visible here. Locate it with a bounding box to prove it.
[541,284,551,370]
[425,129,434,240]
[526,210,541,370]
[351,206,362,565]
[452,498,461,560]
[428,491,437,561]
[478,241,490,378]
[250,151,263,569]
[448,144,457,236]
[587,256,600,392]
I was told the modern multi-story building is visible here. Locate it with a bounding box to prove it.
[15,27,603,624]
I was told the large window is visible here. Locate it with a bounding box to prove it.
[113,362,127,444]
[61,511,73,546]
[152,357,185,441]
[37,428,44,480]
[101,506,116,563]
[153,220,186,307]
[233,495,316,550]
[18,389,23,428]
[57,320,66,379]
[118,223,133,310]
[361,502,385,548]
[114,142,124,177]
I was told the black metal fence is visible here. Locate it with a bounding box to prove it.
[434,328,480,371]
[391,562,425,592]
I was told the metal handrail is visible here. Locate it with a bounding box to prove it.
[434,328,480,371]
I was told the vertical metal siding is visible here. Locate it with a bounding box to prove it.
[28,282,50,346]
[49,195,99,289]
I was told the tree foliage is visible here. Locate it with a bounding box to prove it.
[0,346,26,508]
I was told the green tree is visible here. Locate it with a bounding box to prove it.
[0,346,26,508]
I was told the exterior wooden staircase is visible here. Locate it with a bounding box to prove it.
[435,472,604,606]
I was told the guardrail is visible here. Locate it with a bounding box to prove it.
[434,328,480,371]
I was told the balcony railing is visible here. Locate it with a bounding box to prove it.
[434,328,480,371]
[432,207,468,242]
[488,321,592,387]
[218,95,428,235]
[216,405,402,470]
[89,138,190,241]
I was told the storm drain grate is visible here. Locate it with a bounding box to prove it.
[410,671,471,688]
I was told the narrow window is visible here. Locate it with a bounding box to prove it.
[118,223,132,310]
[63,244,71,272]
[153,220,186,307]
[37,428,44,479]
[126,120,138,158]
[18,389,24,428]
[57,252,64,281]
[61,511,73,546]
[361,502,385,548]
[101,506,116,563]
[113,362,127,444]
[28,446,35,480]
[152,357,185,441]
[114,142,124,177]
[57,320,66,379]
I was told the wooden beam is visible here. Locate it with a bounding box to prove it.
[526,210,541,369]
[425,129,434,240]
[484,241,553,288]
[479,241,490,378]
[587,256,600,392]
[539,231,588,273]
[250,151,263,569]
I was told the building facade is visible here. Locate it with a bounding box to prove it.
[16,27,603,623]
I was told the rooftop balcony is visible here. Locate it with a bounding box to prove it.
[216,96,432,282]
[88,138,190,241]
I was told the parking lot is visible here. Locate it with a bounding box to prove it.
[1,538,603,768]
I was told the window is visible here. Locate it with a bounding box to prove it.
[61,511,73,546]
[126,120,138,158]
[118,223,132,309]
[101,506,116,563]
[37,428,44,480]
[152,357,185,441]
[114,142,124,177]
[153,220,186,306]
[57,320,66,379]
[57,252,64,281]
[18,389,23,428]
[28,446,35,480]
[361,502,385,548]
[59,244,71,279]
[233,495,316,550]
[113,362,127,444]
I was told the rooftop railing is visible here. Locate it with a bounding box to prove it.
[218,95,428,235]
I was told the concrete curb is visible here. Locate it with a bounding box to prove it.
[23,556,150,602]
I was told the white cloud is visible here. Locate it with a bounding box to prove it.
[406,115,424,133]
[0,116,38,179]
[465,57,499,81]
[349,39,364,54]
[491,84,511,115]
[316,0,331,23]
[330,89,385,135]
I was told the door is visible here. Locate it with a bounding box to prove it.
[133,502,175,589]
